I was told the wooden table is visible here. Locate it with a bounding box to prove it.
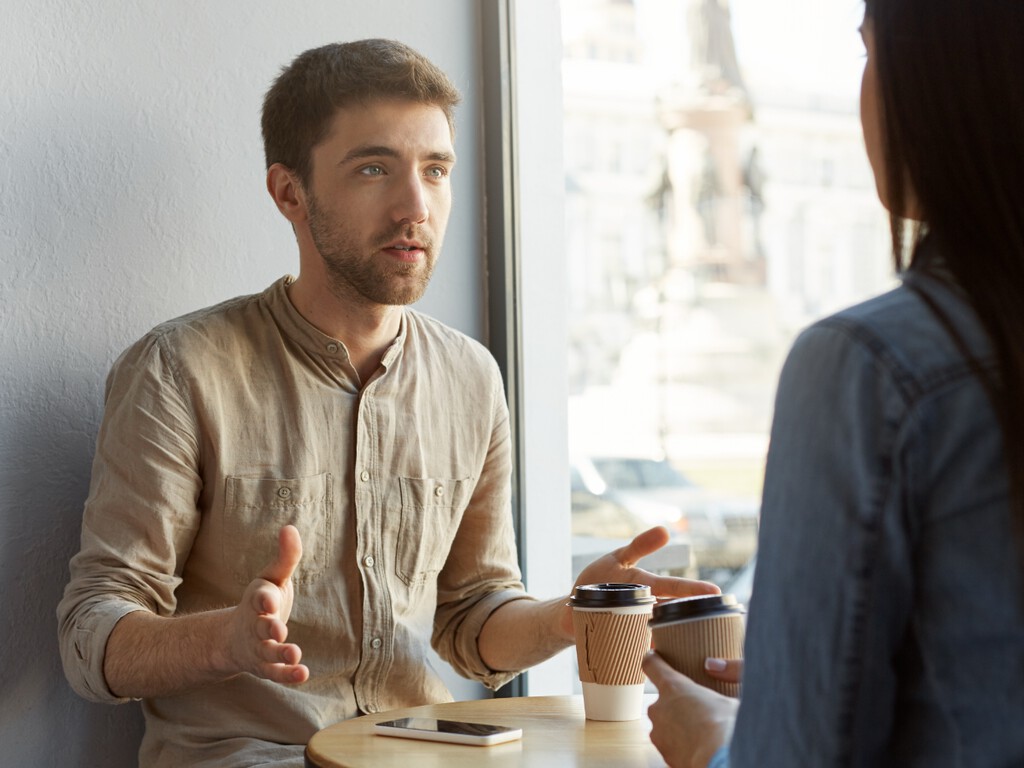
[305,694,668,767]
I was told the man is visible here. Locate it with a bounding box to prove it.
[58,39,715,767]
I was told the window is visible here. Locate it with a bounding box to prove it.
[492,0,889,698]
[561,0,892,593]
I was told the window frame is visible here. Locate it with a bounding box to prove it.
[482,0,574,696]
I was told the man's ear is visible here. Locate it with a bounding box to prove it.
[266,163,308,224]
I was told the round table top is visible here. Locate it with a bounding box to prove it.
[305,694,668,768]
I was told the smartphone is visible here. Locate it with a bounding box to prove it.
[372,717,523,746]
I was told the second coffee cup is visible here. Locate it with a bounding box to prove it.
[649,593,746,698]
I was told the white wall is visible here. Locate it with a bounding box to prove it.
[0,1,489,763]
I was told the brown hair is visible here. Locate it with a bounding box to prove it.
[261,39,461,187]
[864,0,1024,547]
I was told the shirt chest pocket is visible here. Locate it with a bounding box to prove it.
[396,477,471,586]
[223,473,332,586]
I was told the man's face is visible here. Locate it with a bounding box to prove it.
[304,99,456,307]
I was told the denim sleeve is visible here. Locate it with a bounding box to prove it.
[729,318,916,766]
[707,745,730,768]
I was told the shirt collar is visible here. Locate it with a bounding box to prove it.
[262,275,408,367]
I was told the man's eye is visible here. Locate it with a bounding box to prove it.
[360,165,385,176]
[425,166,448,179]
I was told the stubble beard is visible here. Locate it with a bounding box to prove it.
[307,196,438,307]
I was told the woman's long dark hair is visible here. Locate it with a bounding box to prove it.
[865,0,1024,550]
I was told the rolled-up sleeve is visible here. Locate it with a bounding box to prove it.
[57,332,202,703]
[431,365,534,689]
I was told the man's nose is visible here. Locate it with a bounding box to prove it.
[391,173,430,224]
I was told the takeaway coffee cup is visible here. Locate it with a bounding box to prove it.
[570,583,656,721]
[649,593,746,697]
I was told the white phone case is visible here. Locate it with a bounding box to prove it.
[372,717,523,746]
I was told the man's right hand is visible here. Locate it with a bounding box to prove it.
[227,525,310,684]
[104,525,309,698]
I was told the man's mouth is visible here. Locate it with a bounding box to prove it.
[377,226,432,261]
[383,241,427,263]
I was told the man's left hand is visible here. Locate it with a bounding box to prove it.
[561,525,719,638]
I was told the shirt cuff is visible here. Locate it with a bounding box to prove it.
[707,744,730,768]
[451,589,538,690]
[62,600,148,703]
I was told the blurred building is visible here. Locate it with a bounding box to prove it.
[561,0,891,473]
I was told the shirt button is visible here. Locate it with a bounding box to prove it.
[371,638,382,649]
[277,487,292,499]
[360,470,370,482]
[326,342,339,354]
[363,555,375,568]
[433,486,444,497]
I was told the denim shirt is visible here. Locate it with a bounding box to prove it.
[728,254,1024,766]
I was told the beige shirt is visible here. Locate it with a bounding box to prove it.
[57,277,531,767]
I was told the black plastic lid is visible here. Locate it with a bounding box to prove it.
[569,583,656,608]
[650,594,744,624]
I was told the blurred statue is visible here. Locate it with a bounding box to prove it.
[695,149,720,246]
[688,0,747,97]
[743,146,765,258]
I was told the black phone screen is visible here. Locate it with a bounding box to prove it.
[376,718,513,736]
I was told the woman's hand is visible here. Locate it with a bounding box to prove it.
[643,651,738,768]
[704,657,744,686]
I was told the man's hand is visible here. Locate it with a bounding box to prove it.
[227,525,309,684]
[643,651,738,768]
[104,525,309,698]
[478,527,719,674]
[558,526,720,638]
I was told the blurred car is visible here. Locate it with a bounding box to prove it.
[723,555,756,609]
[570,455,759,573]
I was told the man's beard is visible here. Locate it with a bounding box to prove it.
[307,196,437,306]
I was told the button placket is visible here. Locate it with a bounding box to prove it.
[352,388,391,716]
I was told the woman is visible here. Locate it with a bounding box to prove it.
[643,1,1024,766]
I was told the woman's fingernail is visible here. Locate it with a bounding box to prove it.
[705,657,727,672]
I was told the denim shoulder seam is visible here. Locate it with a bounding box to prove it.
[813,314,985,409]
